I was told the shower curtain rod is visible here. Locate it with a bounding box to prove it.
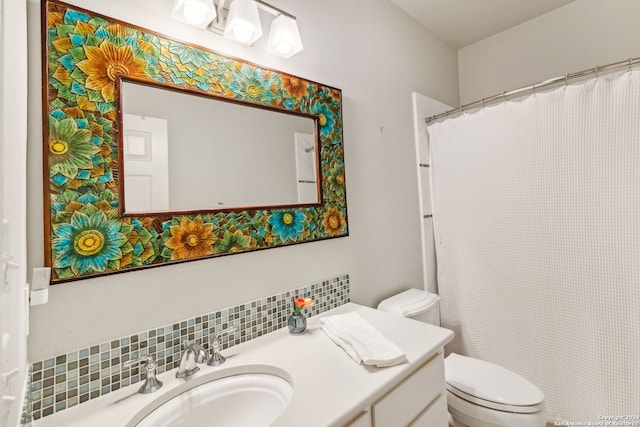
[426,56,640,124]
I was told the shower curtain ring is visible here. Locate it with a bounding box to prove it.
[628,58,633,72]
[564,74,569,86]
[595,65,599,78]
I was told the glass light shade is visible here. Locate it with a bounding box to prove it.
[172,0,216,28]
[223,0,263,45]
[267,15,303,58]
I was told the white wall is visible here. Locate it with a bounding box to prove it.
[458,0,640,104]
[0,0,29,424]
[26,0,458,362]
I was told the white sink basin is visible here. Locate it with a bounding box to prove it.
[130,369,293,427]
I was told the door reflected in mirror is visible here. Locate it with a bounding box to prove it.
[120,79,320,214]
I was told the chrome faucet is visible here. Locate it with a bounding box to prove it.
[122,355,162,394]
[175,341,209,378]
[208,326,237,367]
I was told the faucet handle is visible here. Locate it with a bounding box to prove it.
[207,326,236,367]
[122,354,152,369]
[122,355,162,394]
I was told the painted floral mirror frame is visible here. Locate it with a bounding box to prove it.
[42,0,348,283]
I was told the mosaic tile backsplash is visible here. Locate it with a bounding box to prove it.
[26,275,349,422]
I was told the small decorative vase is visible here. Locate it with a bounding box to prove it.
[287,311,307,335]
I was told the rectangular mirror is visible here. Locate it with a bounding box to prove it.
[121,79,320,213]
[42,0,348,283]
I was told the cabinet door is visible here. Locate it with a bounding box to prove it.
[346,410,372,427]
[409,394,448,427]
[372,353,445,427]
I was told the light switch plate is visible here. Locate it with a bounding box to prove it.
[31,267,51,291]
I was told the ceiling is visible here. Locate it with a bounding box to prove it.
[388,0,576,48]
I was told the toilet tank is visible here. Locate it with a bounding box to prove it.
[376,289,441,326]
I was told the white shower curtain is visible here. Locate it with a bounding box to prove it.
[428,71,640,422]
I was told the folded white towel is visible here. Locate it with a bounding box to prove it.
[320,312,406,367]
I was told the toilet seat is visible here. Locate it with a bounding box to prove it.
[447,383,544,414]
[445,353,544,414]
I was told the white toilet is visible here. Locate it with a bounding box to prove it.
[377,289,547,427]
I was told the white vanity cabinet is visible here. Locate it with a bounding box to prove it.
[409,394,448,427]
[373,352,447,426]
[345,351,448,427]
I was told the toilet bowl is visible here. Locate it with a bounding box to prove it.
[445,353,546,427]
[377,289,547,427]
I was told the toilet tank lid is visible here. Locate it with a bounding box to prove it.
[445,353,544,406]
[376,289,439,318]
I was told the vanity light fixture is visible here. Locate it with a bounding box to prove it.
[171,0,217,28]
[266,14,302,58]
[223,0,262,45]
[172,0,303,58]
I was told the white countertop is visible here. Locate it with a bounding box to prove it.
[32,303,454,427]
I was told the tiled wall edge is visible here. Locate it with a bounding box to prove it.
[25,274,349,422]
[21,367,33,425]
